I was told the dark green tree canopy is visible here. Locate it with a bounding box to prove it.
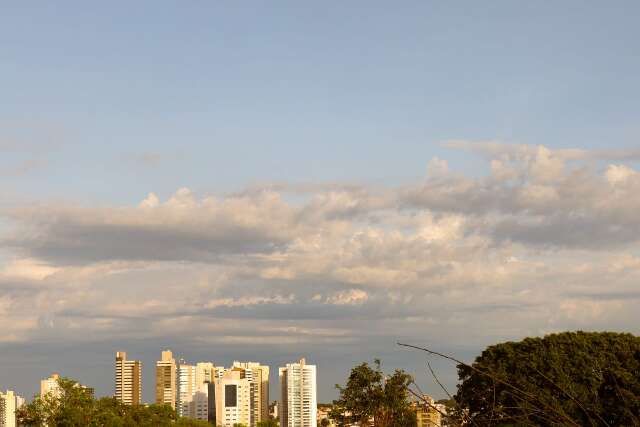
[330,359,416,427]
[455,331,640,426]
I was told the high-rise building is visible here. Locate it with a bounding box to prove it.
[0,390,24,427]
[155,350,177,409]
[279,358,317,427]
[188,382,211,422]
[40,373,93,399]
[195,362,215,386]
[177,360,197,417]
[40,373,62,398]
[214,369,252,427]
[115,351,142,405]
[232,361,270,426]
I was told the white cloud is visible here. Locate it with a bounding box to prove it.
[1,141,640,354]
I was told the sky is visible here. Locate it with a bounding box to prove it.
[1,1,640,404]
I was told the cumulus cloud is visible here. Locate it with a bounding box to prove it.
[1,141,640,369]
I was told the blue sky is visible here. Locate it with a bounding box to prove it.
[3,1,639,202]
[2,2,640,403]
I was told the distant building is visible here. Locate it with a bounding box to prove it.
[188,383,211,422]
[177,360,197,417]
[279,358,317,427]
[195,362,216,386]
[232,361,270,426]
[40,373,62,398]
[269,401,278,420]
[412,395,443,427]
[155,350,177,409]
[40,373,93,399]
[0,390,24,427]
[317,404,336,426]
[115,351,142,405]
[214,369,252,427]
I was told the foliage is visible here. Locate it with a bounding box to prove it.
[454,331,640,426]
[15,376,209,426]
[257,420,278,427]
[176,418,212,426]
[330,359,416,427]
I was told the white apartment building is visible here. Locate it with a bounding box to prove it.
[0,390,24,427]
[115,351,142,405]
[40,373,62,398]
[177,361,197,417]
[232,361,270,426]
[195,362,215,386]
[279,358,317,427]
[214,369,252,427]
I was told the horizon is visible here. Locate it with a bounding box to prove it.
[2,1,640,407]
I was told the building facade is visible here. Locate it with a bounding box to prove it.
[0,390,24,427]
[40,373,62,398]
[279,358,317,427]
[177,360,197,417]
[115,351,142,405]
[214,369,252,427]
[232,361,270,426]
[155,350,177,409]
[412,396,443,427]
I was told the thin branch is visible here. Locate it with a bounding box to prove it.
[427,361,454,402]
[425,361,478,427]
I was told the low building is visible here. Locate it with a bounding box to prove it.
[412,395,443,427]
[269,401,278,420]
[317,404,336,426]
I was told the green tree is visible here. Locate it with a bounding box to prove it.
[16,376,183,426]
[455,331,640,426]
[175,418,212,426]
[257,420,278,427]
[330,359,416,427]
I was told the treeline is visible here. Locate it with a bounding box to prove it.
[16,378,208,426]
[329,331,640,426]
[16,376,278,427]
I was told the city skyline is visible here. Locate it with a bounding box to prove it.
[2,1,640,410]
[0,352,315,426]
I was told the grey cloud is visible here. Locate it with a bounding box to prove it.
[2,190,299,265]
[5,220,285,264]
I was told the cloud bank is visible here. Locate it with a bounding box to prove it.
[1,142,640,398]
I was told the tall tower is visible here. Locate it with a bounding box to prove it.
[115,351,142,405]
[1,390,24,427]
[155,350,177,409]
[279,358,317,427]
[232,361,270,426]
[177,359,197,417]
[214,369,251,427]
